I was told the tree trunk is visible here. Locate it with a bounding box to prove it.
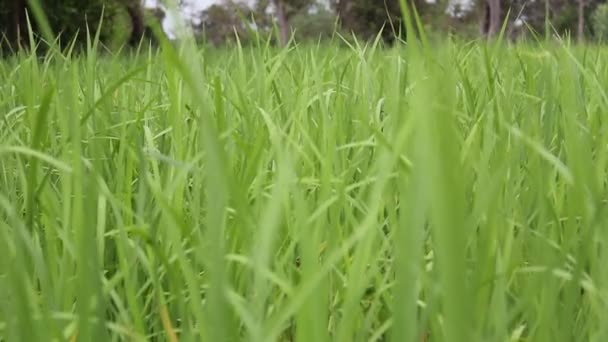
[480,0,501,38]
[8,0,27,48]
[577,0,585,42]
[274,0,289,46]
[127,4,145,45]
[335,0,348,18]
[479,2,489,36]
[488,0,501,37]
[334,0,351,33]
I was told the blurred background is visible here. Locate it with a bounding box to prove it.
[2,0,608,52]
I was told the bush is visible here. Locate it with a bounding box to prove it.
[592,3,608,41]
[0,0,150,52]
[291,8,337,42]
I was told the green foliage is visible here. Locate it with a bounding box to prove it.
[0,0,149,52]
[283,0,315,17]
[334,0,406,41]
[34,0,118,45]
[103,3,135,50]
[508,0,608,40]
[593,3,608,41]
[256,0,314,18]
[201,1,254,46]
[291,8,336,41]
[550,1,579,35]
[3,34,608,341]
[4,0,608,48]
[330,0,436,41]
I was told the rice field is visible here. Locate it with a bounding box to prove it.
[1,32,608,341]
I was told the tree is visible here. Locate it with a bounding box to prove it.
[330,0,418,42]
[0,0,28,50]
[578,0,586,41]
[0,0,150,52]
[126,1,146,45]
[274,0,289,45]
[201,0,254,46]
[479,0,501,38]
[575,0,605,41]
[501,0,604,40]
[290,5,336,41]
[592,2,608,40]
[257,0,314,45]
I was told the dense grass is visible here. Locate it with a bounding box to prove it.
[1,34,608,341]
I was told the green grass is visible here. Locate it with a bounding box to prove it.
[1,34,608,342]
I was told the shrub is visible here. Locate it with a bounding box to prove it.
[0,0,150,52]
[291,8,336,42]
[592,3,608,41]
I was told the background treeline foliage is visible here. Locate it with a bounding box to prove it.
[0,0,154,52]
[2,0,608,52]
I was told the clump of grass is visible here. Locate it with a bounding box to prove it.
[1,21,608,342]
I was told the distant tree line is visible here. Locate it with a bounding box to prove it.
[201,0,608,42]
[0,0,158,53]
[2,0,608,53]
[190,0,608,44]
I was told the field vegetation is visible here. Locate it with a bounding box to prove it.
[1,13,608,341]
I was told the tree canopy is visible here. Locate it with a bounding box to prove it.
[0,0,153,52]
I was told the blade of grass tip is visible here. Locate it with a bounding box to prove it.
[410,1,429,50]
[398,0,419,52]
[23,0,56,50]
[498,8,511,43]
[61,33,79,60]
[83,9,105,130]
[384,1,399,41]
[235,7,257,45]
[24,12,39,56]
[86,6,104,55]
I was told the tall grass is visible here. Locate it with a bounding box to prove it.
[1,30,608,341]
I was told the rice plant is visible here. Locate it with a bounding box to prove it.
[1,25,608,342]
